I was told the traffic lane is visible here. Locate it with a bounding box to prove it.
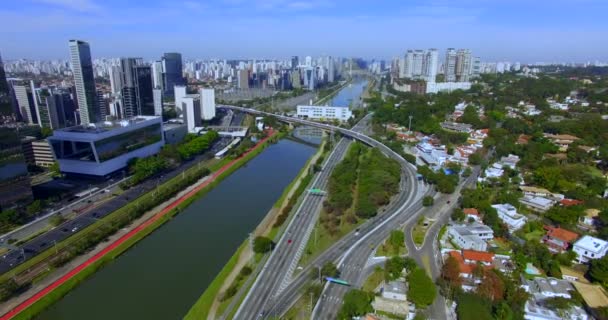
[238,140,350,319]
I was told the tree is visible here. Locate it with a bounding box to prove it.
[321,262,340,278]
[50,214,65,227]
[423,196,434,207]
[451,208,465,222]
[388,230,404,253]
[589,255,608,286]
[462,167,472,177]
[469,151,483,165]
[253,236,273,253]
[441,255,462,287]
[407,268,437,307]
[49,161,62,178]
[26,200,43,217]
[476,270,505,302]
[337,289,373,319]
[385,256,406,281]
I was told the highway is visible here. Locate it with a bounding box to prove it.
[234,114,372,320]
[223,105,428,319]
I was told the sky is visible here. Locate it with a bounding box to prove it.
[1,0,607,62]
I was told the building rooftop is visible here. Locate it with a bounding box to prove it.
[56,116,160,134]
[384,281,407,294]
[524,276,573,298]
[462,249,494,263]
[575,235,608,252]
[463,208,479,216]
[544,226,579,243]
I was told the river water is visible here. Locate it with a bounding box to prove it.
[328,78,368,107]
[37,139,317,320]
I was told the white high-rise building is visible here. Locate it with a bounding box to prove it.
[174,85,187,115]
[200,88,215,120]
[153,88,163,116]
[455,49,472,82]
[109,65,122,95]
[423,49,439,82]
[305,56,312,67]
[444,48,457,82]
[182,95,201,132]
[152,61,164,90]
[400,49,438,82]
[68,39,98,125]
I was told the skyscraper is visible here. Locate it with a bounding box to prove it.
[291,56,299,70]
[238,69,249,89]
[12,84,37,124]
[119,58,154,117]
[455,49,472,82]
[162,53,185,96]
[0,52,9,97]
[69,39,99,125]
[109,65,123,95]
[401,49,438,82]
[134,65,154,116]
[200,88,215,120]
[444,48,457,82]
[153,88,163,116]
[152,61,164,90]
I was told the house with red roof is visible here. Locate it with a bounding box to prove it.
[543,226,579,253]
[560,199,584,207]
[463,208,481,222]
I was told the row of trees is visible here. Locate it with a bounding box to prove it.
[325,143,361,214]
[417,165,460,194]
[354,148,401,218]
[177,131,220,160]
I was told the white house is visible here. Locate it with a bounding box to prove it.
[573,235,608,263]
[522,277,589,320]
[519,195,555,213]
[492,204,527,231]
[448,222,494,251]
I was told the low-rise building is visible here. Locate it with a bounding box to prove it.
[48,116,164,177]
[492,203,527,231]
[580,209,599,227]
[446,249,514,280]
[519,195,555,212]
[382,281,407,301]
[296,105,353,122]
[543,133,580,152]
[522,277,588,320]
[416,142,448,166]
[440,121,473,133]
[573,235,608,263]
[463,208,481,222]
[543,226,579,253]
[448,222,494,251]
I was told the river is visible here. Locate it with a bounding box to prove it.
[37,139,317,320]
[328,78,368,107]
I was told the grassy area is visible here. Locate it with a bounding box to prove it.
[376,239,407,257]
[362,266,384,292]
[523,229,545,242]
[299,215,363,267]
[412,226,427,246]
[438,225,448,241]
[491,237,513,255]
[282,293,312,320]
[12,134,279,320]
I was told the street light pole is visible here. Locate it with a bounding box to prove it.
[408,115,413,134]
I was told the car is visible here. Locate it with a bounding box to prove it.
[447,200,451,204]
[287,239,292,244]
[72,227,79,232]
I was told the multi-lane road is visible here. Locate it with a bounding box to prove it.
[233,113,373,319]
[222,105,431,319]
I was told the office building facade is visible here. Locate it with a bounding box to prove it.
[69,40,99,125]
[49,116,164,176]
[162,53,185,96]
[0,128,32,209]
[200,88,215,120]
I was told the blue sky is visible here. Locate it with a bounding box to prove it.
[1,0,607,62]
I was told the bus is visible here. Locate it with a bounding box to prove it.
[325,277,350,286]
[308,188,327,196]
[75,187,99,198]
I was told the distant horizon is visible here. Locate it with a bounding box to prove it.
[1,0,608,62]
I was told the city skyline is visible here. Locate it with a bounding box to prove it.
[1,0,607,62]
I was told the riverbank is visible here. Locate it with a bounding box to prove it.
[186,135,328,320]
[0,131,279,320]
